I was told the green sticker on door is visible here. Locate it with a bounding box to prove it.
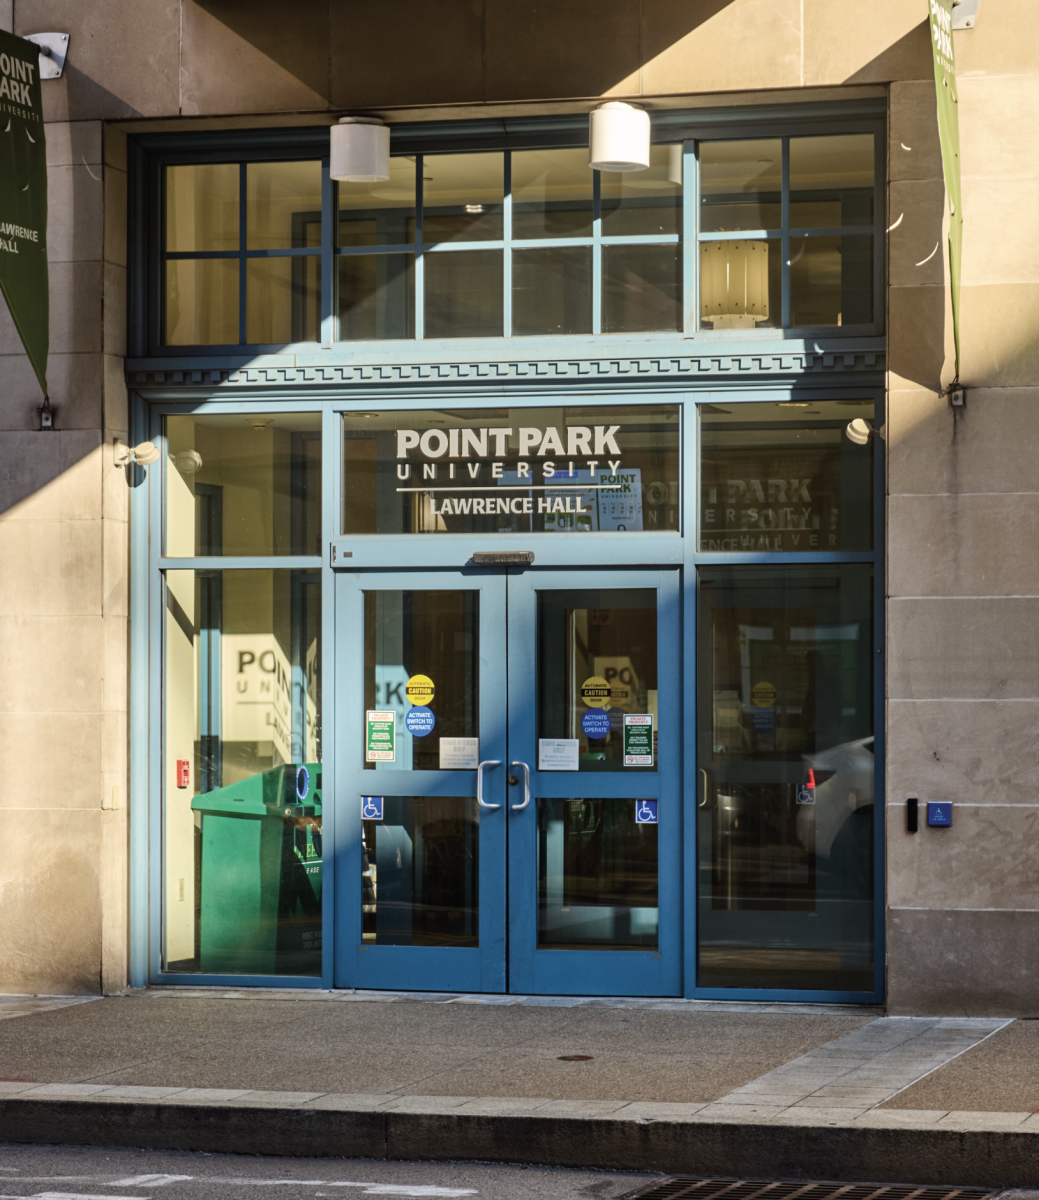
[623,713,654,766]
[366,710,396,763]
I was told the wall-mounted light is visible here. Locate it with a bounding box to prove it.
[845,418,881,445]
[588,102,650,172]
[700,241,770,328]
[173,450,203,474]
[330,116,390,182]
[37,396,56,430]
[113,438,161,467]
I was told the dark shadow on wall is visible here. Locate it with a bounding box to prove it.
[844,22,933,86]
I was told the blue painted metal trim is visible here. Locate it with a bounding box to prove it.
[154,973,324,987]
[320,403,338,988]
[148,408,166,982]
[128,391,152,988]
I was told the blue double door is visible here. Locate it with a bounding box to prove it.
[335,566,682,995]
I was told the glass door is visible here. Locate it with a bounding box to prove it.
[334,567,681,995]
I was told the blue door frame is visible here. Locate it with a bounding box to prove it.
[333,565,682,996]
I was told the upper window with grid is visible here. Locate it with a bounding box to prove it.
[697,133,878,334]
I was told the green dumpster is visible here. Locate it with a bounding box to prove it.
[191,763,322,975]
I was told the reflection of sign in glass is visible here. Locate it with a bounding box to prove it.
[222,634,293,763]
[593,656,639,709]
[752,681,778,708]
[581,676,611,708]
[365,711,396,762]
[405,673,434,705]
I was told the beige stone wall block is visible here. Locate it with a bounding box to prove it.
[0,808,102,994]
[47,162,105,264]
[888,387,1039,497]
[0,519,102,616]
[181,0,330,116]
[887,698,1039,808]
[102,441,132,526]
[960,177,1039,287]
[15,0,180,122]
[0,0,10,32]
[0,615,103,714]
[803,0,931,86]
[959,283,1039,389]
[954,0,1039,79]
[103,615,129,714]
[0,712,103,809]
[958,76,1039,180]
[888,803,1039,910]
[103,518,129,619]
[45,121,102,168]
[889,81,942,183]
[642,0,800,97]
[0,353,103,432]
[0,431,102,522]
[102,709,128,785]
[487,0,640,102]
[103,355,129,438]
[888,597,1039,701]
[103,263,127,358]
[104,166,128,269]
[888,907,1039,1015]
[887,180,946,288]
[890,494,1039,598]
[332,1,484,108]
[100,806,128,992]
[103,124,127,173]
[887,285,946,392]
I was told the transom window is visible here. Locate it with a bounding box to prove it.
[149,121,881,352]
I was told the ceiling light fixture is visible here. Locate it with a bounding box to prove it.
[588,102,650,173]
[330,116,390,183]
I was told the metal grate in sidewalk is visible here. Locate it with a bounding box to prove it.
[619,1178,997,1200]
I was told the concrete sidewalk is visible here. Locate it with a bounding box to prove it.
[1,989,1038,1187]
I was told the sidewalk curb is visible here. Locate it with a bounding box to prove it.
[2,1098,1037,1188]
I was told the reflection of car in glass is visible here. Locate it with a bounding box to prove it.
[797,736,874,860]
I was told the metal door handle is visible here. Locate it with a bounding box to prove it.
[510,761,531,811]
[699,768,709,808]
[476,760,502,810]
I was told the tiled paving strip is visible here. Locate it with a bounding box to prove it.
[704,1016,1014,1121]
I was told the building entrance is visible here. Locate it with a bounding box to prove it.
[333,567,681,996]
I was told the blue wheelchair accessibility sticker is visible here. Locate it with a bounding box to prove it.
[635,799,658,824]
[361,795,384,821]
[796,783,815,805]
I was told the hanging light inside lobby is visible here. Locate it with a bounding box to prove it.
[588,102,651,172]
[699,241,770,328]
[330,116,390,182]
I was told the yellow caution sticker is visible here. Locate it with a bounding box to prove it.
[405,673,435,706]
[751,680,778,708]
[580,676,611,709]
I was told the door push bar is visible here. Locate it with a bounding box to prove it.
[476,760,502,810]
[510,761,531,811]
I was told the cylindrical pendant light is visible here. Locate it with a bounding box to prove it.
[330,116,390,182]
[588,102,651,172]
[700,241,770,328]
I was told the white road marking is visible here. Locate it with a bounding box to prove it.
[111,1179,194,1188]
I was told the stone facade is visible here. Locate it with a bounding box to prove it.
[0,0,1036,1011]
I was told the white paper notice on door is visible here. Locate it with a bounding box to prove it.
[538,738,579,771]
[439,737,480,769]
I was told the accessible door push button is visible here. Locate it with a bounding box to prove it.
[927,801,953,827]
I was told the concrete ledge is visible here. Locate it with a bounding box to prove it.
[2,1096,1038,1188]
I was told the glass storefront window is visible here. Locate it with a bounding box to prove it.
[163,569,321,976]
[789,135,875,230]
[697,564,874,992]
[512,246,592,336]
[165,413,321,557]
[537,589,658,773]
[601,144,683,236]
[342,404,680,535]
[424,249,504,338]
[338,157,417,248]
[512,148,593,240]
[699,140,782,233]
[423,152,505,243]
[699,400,874,552]
[602,244,682,334]
[363,590,479,771]
[338,253,415,340]
[165,258,240,346]
[166,163,240,253]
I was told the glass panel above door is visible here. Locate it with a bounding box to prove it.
[341,405,680,535]
[699,400,874,552]
[165,413,322,557]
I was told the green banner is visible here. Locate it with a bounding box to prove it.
[928,0,962,381]
[0,29,48,398]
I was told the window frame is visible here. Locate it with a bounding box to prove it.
[128,102,885,359]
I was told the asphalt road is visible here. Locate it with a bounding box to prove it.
[0,1143,656,1200]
